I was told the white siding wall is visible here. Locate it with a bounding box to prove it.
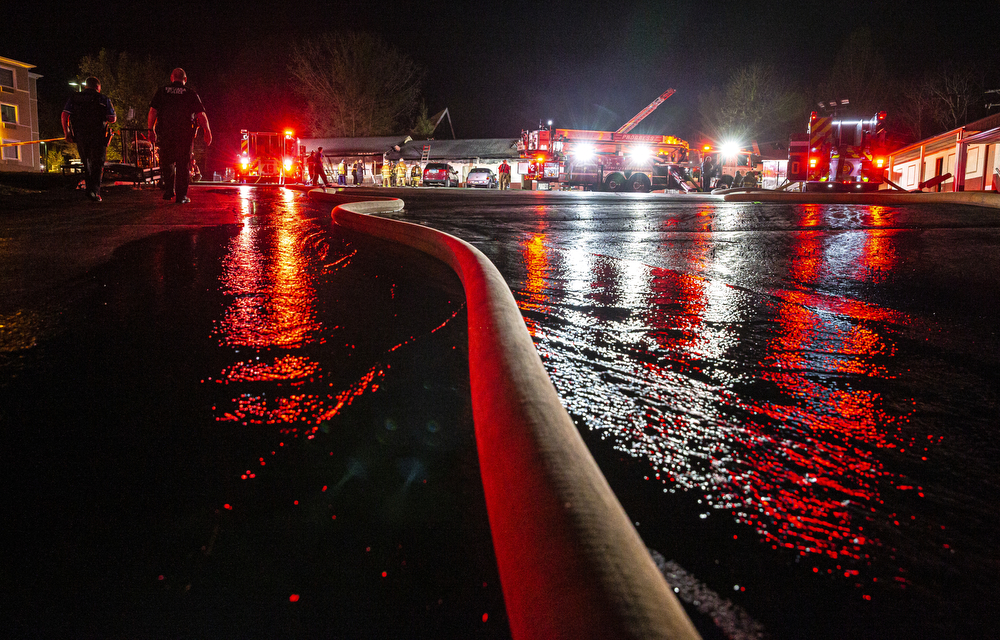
[891,142,1000,191]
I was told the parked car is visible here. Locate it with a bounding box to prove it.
[465,167,498,189]
[422,162,460,187]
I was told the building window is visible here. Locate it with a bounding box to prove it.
[2,140,19,160]
[1,104,16,125]
[0,67,13,89]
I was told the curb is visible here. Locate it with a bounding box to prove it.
[716,188,1000,209]
[328,199,701,640]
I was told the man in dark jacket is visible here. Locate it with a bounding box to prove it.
[148,68,212,203]
[61,77,116,202]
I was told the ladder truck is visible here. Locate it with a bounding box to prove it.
[787,108,889,192]
[518,90,693,192]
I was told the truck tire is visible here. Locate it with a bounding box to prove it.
[627,173,651,192]
[605,173,627,192]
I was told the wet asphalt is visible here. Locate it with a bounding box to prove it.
[1,183,507,639]
[383,187,1000,640]
[2,181,1000,639]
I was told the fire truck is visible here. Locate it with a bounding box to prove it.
[234,130,305,184]
[787,109,889,192]
[518,90,692,192]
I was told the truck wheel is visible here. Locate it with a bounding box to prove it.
[627,173,651,192]
[605,173,627,192]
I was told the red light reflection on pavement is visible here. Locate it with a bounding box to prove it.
[520,226,552,338]
[221,355,321,383]
[514,203,924,591]
[728,213,911,568]
[208,192,465,438]
[217,217,321,349]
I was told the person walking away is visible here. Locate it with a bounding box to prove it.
[62,76,116,202]
[315,148,331,187]
[352,162,359,186]
[498,159,511,190]
[148,68,212,203]
[306,150,317,185]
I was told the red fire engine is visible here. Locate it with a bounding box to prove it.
[787,109,888,191]
[518,90,692,192]
[235,130,304,184]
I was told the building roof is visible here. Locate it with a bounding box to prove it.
[890,111,1000,160]
[390,138,520,161]
[0,55,36,70]
[300,136,520,161]
[300,136,412,157]
[962,111,1000,134]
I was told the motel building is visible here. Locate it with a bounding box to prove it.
[299,136,522,187]
[0,56,43,172]
[888,112,1000,192]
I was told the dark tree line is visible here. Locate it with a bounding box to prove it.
[699,28,991,147]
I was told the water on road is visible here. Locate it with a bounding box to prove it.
[395,191,1000,639]
[2,188,507,639]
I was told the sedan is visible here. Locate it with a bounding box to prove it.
[465,167,498,189]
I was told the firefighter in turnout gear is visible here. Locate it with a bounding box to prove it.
[381,159,392,186]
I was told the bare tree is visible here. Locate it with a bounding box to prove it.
[78,49,167,127]
[289,32,424,137]
[924,62,983,131]
[817,28,892,115]
[895,78,937,142]
[699,62,805,143]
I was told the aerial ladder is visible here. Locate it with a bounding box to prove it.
[519,89,691,192]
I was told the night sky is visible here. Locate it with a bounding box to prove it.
[10,0,1000,143]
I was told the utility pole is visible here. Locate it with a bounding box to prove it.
[986,89,1000,110]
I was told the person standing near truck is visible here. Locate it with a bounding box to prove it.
[498,159,511,190]
[381,158,392,186]
[62,76,116,202]
[148,68,212,203]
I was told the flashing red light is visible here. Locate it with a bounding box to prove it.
[810,111,818,121]
[703,145,712,151]
[284,129,294,137]
[809,157,818,168]
[877,111,886,121]
[875,157,885,168]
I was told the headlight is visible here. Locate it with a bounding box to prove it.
[719,141,741,158]
[573,144,595,162]
[627,145,652,161]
